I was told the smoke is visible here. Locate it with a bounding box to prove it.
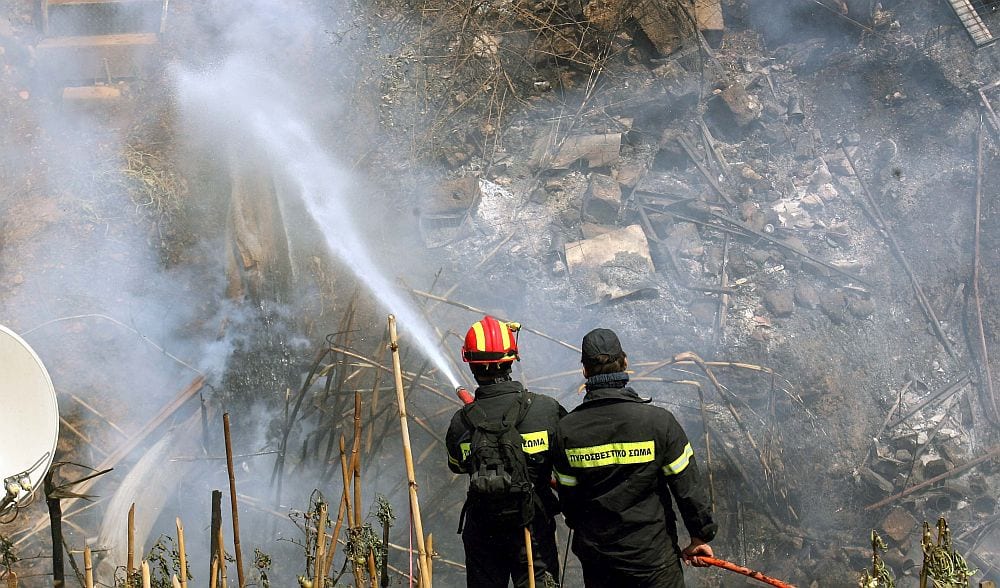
[7,0,942,584]
[172,58,460,386]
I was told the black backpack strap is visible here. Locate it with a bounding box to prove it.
[461,390,529,432]
[457,501,470,534]
[515,389,531,426]
[460,401,486,430]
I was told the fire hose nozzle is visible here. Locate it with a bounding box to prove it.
[456,386,474,405]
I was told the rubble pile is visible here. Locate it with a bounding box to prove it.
[379,0,1000,584]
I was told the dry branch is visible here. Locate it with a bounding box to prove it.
[971,118,999,424]
[840,144,956,358]
[407,288,580,352]
[865,445,1000,511]
[223,413,246,588]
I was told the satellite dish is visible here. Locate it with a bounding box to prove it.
[1,324,59,516]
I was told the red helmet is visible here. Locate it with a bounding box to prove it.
[462,316,520,363]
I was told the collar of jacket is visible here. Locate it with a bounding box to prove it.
[580,385,651,405]
[584,371,629,392]
[473,379,526,400]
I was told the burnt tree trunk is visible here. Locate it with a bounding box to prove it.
[44,472,64,587]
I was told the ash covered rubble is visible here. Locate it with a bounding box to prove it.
[401,0,1000,584]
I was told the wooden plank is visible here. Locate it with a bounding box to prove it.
[36,32,158,48]
[947,0,994,47]
[62,85,122,102]
[35,33,158,81]
[47,0,157,5]
[695,0,724,33]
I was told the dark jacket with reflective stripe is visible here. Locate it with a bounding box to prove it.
[446,380,567,518]
[551,385,717,572]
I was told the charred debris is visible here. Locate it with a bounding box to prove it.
[375,0,1000,584]
[1,0,999,586]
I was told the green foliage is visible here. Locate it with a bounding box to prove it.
[254,547,272,588]
[290,490,395,588]
[921,518,977,588]
[114,535,191,588]
[0,532,17,576]
[858,530,894,588]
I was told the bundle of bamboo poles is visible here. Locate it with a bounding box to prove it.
[303,314,435,587]
[42,313,444,588]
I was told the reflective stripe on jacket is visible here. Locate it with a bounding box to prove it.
[445,380,567,517]
[552,385,717,573]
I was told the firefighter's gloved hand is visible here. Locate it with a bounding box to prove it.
[681,538,713,567]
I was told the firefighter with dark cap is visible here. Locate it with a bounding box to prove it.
[446,316,567,587]
[551,327,717,588]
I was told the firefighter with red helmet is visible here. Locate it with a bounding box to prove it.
[552,328,717,587]
[446,316,567,587]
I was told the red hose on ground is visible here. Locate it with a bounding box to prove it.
[698,556,796,588]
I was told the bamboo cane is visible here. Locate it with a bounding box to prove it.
[367,551,378,588]
[388,315,430,587]
[314,501,328,588]
[690,380,716,511]
[339,435,355,525]
[425,534,434,587]
[973,117,999,424]
[210,557,219,588]
[141,561,150,588]
[323,489,349,578]
[380,503,391,588]
[211,490,222,585]
[176,517,188,588]
[406,289,580,353]
[83,546,93,588]
[341,435,363,588]
[5,570,15,588]
[524,528,535,588]
[218,519,228,588]
[320,438,352,579]
[218,526,228,588]
[127,503,135,585]
[353,391,363,529]
[223,413,247,588]
[171,575,181,588]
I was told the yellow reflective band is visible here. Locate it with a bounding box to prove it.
[500,322,511,351]
[472,322,486,351]
[520,431,549,454]
[460,442,471,460]
[565,440,655,468]
[663,443,693,475]
[554,468,577,487]
[448,455,460,466]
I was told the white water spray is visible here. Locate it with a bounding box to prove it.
[176,59,460,388]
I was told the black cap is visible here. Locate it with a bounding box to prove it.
[581,328,624,363]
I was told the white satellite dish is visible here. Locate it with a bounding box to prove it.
[0,324,59,516]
